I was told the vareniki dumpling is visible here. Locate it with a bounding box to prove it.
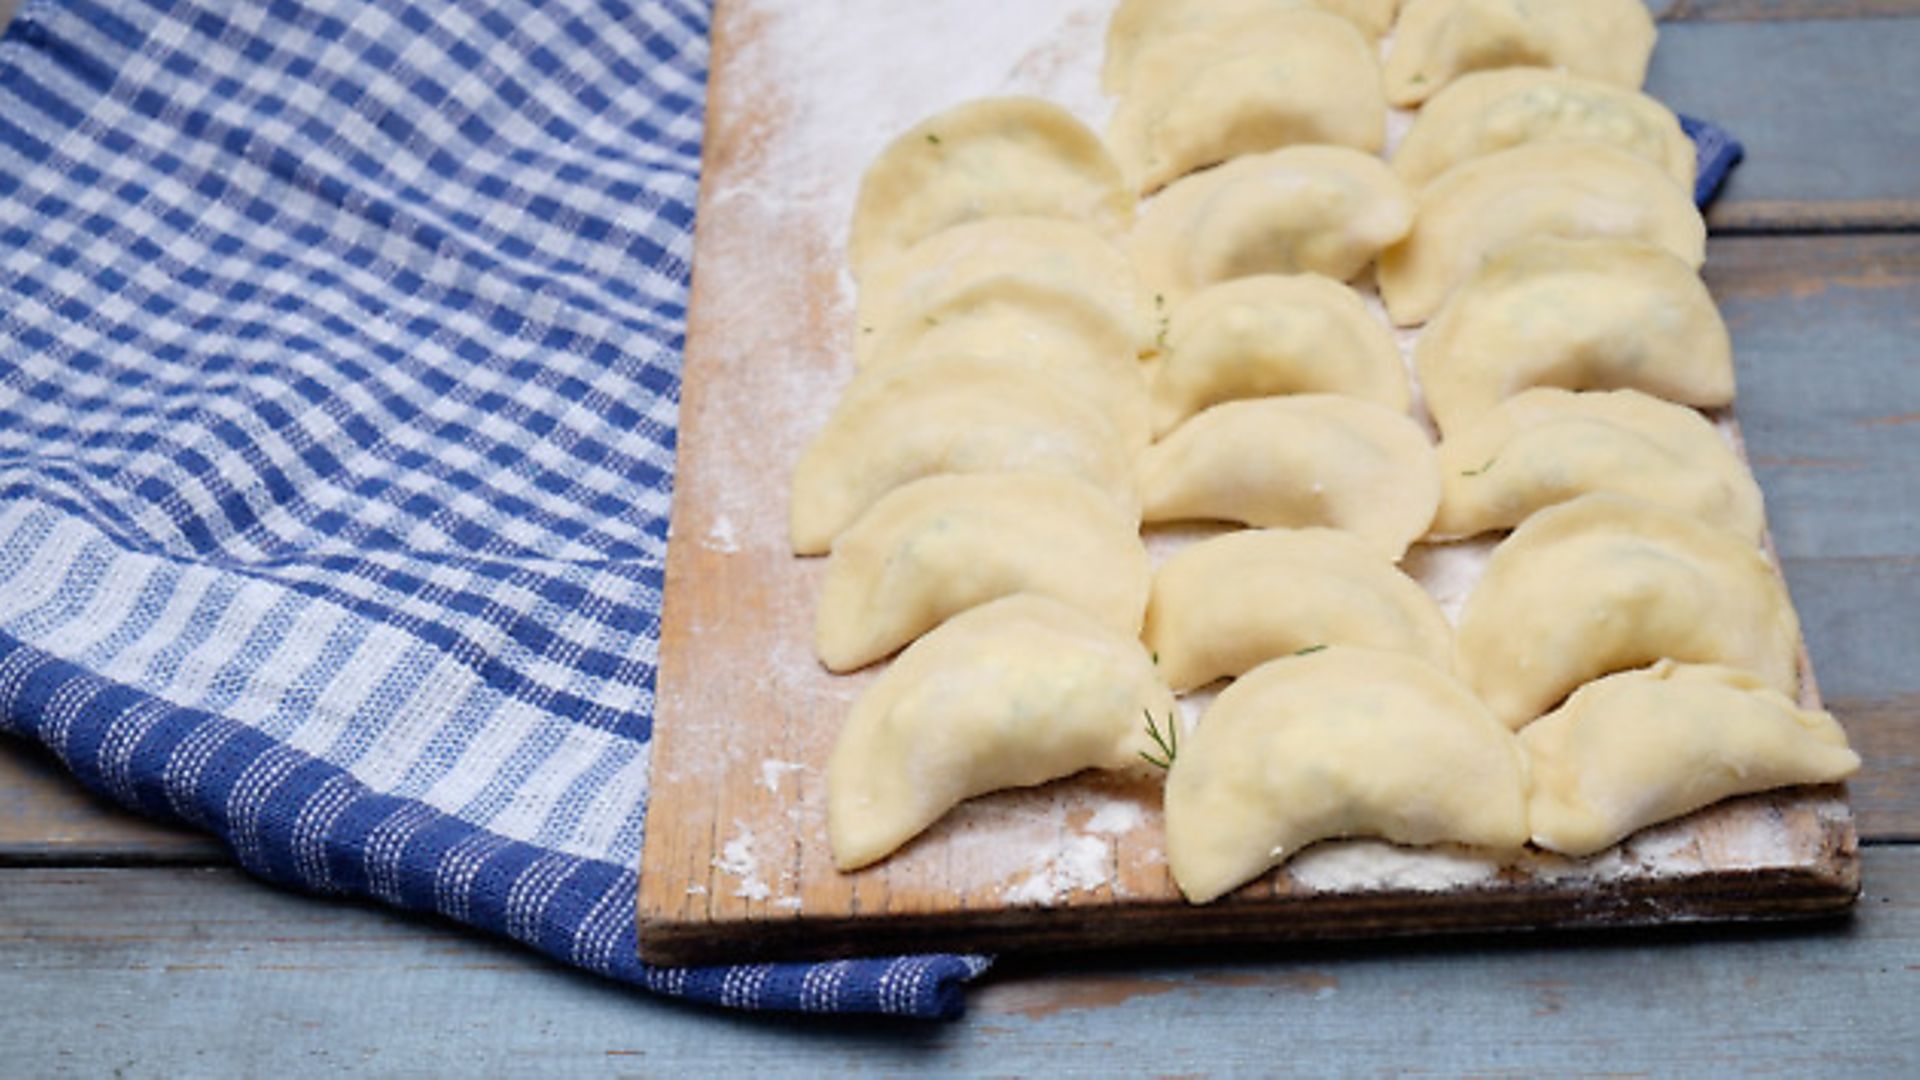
[1457,494,1801,730]
[1383,0,1657,107]
[815,473,1149,672]
[1522,661,1860,857]
[1150,274,1410,437]
[1393,69,1695,191]
[1378,144,1705,326]
[1434,389,1765,542]
[1417,238,1734,434]
[1129,146,1414,303]
[847,98,1132,279]
[1145,529,1454,691]
[1108,11,1386,193]
[853,217,1152,367]
[1164,647,1528,903]
[790,355,1138,555]
[828,595,1176,870]
[1105,0,1399,92]
[1138,395,1440,560]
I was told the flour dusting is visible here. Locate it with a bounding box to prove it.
[1289,841,1501,894]
[758,758,807,795]
[1085,799,1145,835]
[1002,833,1112,906]
[712,822,773,901]
[703,514,740,553]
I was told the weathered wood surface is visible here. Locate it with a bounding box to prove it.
[3,854,1915,1074]
[1654,0,1920,21]
[1648,17,1920,231]
[0,736,225,865]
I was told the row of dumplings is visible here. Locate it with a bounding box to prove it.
[799,0,1860,903]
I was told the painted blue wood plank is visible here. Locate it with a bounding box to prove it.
[2,861,1914,1074]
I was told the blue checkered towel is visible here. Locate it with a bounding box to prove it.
[0,0,1738,1019]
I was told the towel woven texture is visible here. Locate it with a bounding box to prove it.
[0,0,1740,1019]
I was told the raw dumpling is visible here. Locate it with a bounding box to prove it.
[1383,0,1656,107]
[1129,146,1414,303]
[1145,529,1454,691]
[1416,238,1734,434]
[790,355,1137,555]
[828,594,1176,870]
[853,217,1152,367]
[1105,0,1399,92]
[1522,661,1860,857]
[1138,395,1440,560]
[1393,69,1695,190]
[816,473,1149,672]
[847,97,1132,279]
[1377,144,1705,327]
[1108,11,1385,193]
[1164,647,1528,904]
[1434,389,1765,542]
[867,279,1153,450]
[1150,274,1410,437]
[1457,494,1801,730]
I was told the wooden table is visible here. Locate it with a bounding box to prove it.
[5,2,1918,1073]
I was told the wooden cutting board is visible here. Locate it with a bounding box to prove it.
[634,0,1859,966]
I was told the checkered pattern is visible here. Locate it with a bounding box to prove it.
[0,0,1734,1019]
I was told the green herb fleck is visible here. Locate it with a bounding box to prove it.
[926,133,942,146]
[1295,644,1329,656]
[1139,708,1180,771]
[1410,73,1428,85]
[1151,650,1160,665]
[860,325,874,335]
[1460,457,1498,478]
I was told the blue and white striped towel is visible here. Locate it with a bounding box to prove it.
[0,0,1739,1019]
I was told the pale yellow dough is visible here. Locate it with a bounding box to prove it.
[1392,69,1695,191]
[827,595,1175,871]
[1149,274,1410,438]
[1522,662,1860,857]
[1107,11,1385,193]
[853,217,1152,367]
[1457,494,1801,730]
[790,355,1137,556]
[1144,529,1454,692]
[1104,0,1399,93]
[815,473,1149,672]
[1433,388,1765,542]
[1383,0,1656,107]
[1164,647,1528,904]
[860,277,1154,452]
[1378,144,1704,327]
[847,98,1131,280]
[1138,395,1439,560]
[1416,238,1733,434]
[1128,146,1414,304]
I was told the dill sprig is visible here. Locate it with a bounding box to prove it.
[1460,456,1498,478]
[1139,708,1180,771]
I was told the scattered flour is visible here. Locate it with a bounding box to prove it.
[1002,833,1112,906]
[711,822,773,902]
[1084,799,1145,836]
[703,513,740,553]
[1288,841,1500,894]
[758,758,808,795]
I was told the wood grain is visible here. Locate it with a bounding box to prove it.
[0,735,225,864]
[4,853,1915,1073]
[638,0,1861,967]
[1653,0,1920,21]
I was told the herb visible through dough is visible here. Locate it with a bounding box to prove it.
[1140,708,1179,771]
[1460,457,1498,477]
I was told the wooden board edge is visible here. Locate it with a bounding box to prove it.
[638,791,1859,966]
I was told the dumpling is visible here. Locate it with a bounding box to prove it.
[853,217,1152,367]
[1105,0,1400,92]
[1457,494,1802,730]
[1145,529,1454,692]
[1138,395,1440,560]
[867,279,1153,450]
[1164,647,1528,904]
[1379,144,1705,327]
[1128,146,1414,303]
[1522,661,1860,857]
[1107,11,1385,193]
[790,356,1137,555]
[1150,274,1410,437]
[1383,0,1656,107]
[816,473,1149,672]
[1434,389,1765,542]
[1393,69,1695,190]
[847,97,1132,280]
[828,594,1176,871]
[1416,238,1734,434]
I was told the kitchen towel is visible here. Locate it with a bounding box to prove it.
[0,0,1739,1019]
